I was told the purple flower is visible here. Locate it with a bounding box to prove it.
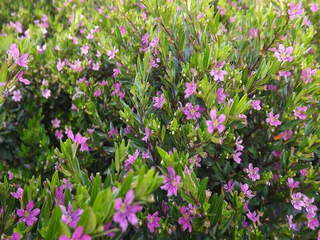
[113,190,143,232]
[17,71,31,85]
[245,163,260,181]
[217,88,227,104]
[301,68,316,84]
[59,226,91,240]
[307,217,319,230]
[57,59,65,71]
[153,92,166,109]
[310,3,319,12]
[142,128,151,142]
[16,200,40,226]
[107,48,119,60]
[42,89,51,99]
[279,130,293,141]
[11,187,23,199]
[184,80,197,98]
[180,103,201,120]
[287,178,299,189]
[246,211,260,223]
[111,82,125,98]
[288,2,304,20]
[210,61,228,82]
[10,232,21,240]
[189,154,202,167]
[278,71,291,78]
[240,183,255,199]
[67,131,89,152]
[12,90,22,102]
[51,118,61,128]
[266,112,282,127]
[287,215,299,231]
[103,222,116,237]
[291,192,305,210]
[55,186,65,205]
[55,130,64,140]
[178,206,192,232]
[233,151,242,164]
[224,180,235,193]
[160,167,181,197]
[206,109,226,133]
[60,203,83,229]
[124,150,139,171]
[251,100,261,110]
[274,44,293,62]
[147,211,161,232]
[293,106,307,120]
[8,44,29,67]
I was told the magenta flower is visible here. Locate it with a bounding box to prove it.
[147,211,161,232]
[55,186,65,205]
[224,180,235,193]
[217,88,227,104]
[124,150,139,171]
[7,44,29,67]
[103,222,116,237]
[293,106,307,120]
[12,90,22,102]
[60,203,83,229]
[142,127,151,142]
[67,131,89,152]
[17,71,31,85]
[160,167,181,197]
[279,130,293,141]
[246,211,260,223]
[51,118,61,128]
[80,45,90,55]
[307,217,319,230]
[189,154,202,167]
[233,151,242,164]
[274,44,293,62]
[113,190,143,232]
[210,61,228,82]
[291,192,305,210]
[178,206,192,232]
[310,3,319,12]
[240,183,255,199]
[16,200,40,226]
[251,100,261,110]
[11,187,23,199]
[301,68,316,83]
[180,103,201,120]
[249,28,258,38]
[153,92,166,109]
[10,232,21,240]
[59,226,91,240]
[288,2,304,20]
[184,80,197,98]
[245,163,260,181]
[107,48,119,60]
[278,71,291,78]
[55,130,64,140]
[111,82,125,99]
[206,109,226,133]
[287,178,299,189]
[266,112,282,127]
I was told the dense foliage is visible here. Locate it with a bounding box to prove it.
[0,0,320,239]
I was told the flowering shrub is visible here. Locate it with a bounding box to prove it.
[0,0,320,239]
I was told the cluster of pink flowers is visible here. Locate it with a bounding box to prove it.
[180,103,202,120]
[7,44,29,67]
[233,136,244,164]
[153,91,166,109]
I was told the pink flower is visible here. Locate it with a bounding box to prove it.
[291,192,305,210]
[189,154,202,167]
[80,45,90,55]
[287,178,299,189]
[240,183,255,199]
[307,217,319,230]
[67,131,89,152]
[217,88,227,104]
[8,44,29,67]
[251,100,261,110]
[224,180,235,193]
[301,68,316,83]
[8,21,23,33]
[293,106,307,120]
[12,90,22,102]
[206,109,226,133]
[111,82,125,98]
[11,187,23,199]
[249,28,258,38]
[142,127,151,142]
[180,103,201,120]
[16,200,40,226]
[103,222,115,237]
[10,232,22,240]
[210,61,228,82]
[300,168,308,176]
[112,68,121,77]
[42,89,51,99]
[55,130,64,140]
[147,211,161,232]
[113,190,143,232]
[17,71,31,85]
[60,203,83,229]
[310,3,319,12]
[57,59,65,71]
[245,163,260,181]
[153,92,166,109]
[184,80,197,98]
[107,48,119,60]
[59,226,91,240]
[55,186,65,205]
[161,167,181,196]
[51,118,61,128]
[94,88,102,97]
[246,211,260,223]
[288,2,304,20]
[92,62,100,71]
[108,127,118,137]
[274,44,293,62]
[178,206,192,232]
[278,71,291,78]
[266,112,282,127]
[279,130,293,141]
[69,60,83,72]
[233,151,242,164]
[124,150,139,171]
